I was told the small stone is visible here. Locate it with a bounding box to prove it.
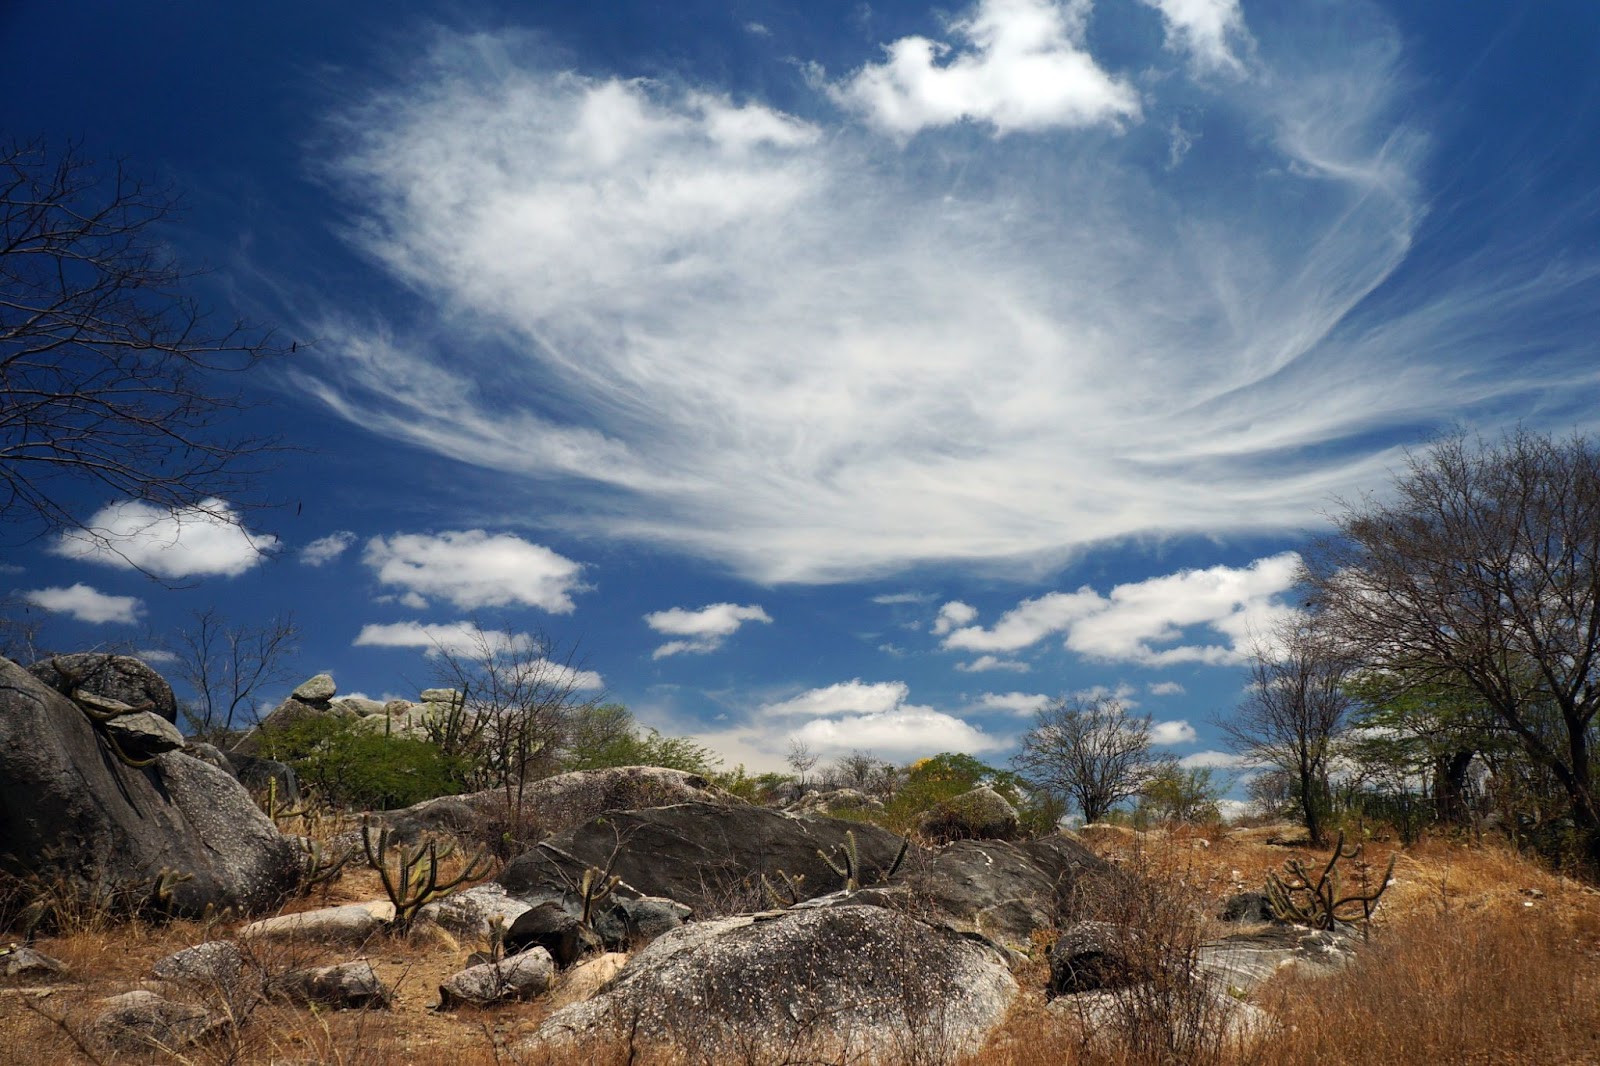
[418,688,462,705]
[0,945,69,981]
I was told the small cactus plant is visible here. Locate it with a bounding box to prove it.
[1265,830,1396,930]
[360,818,494,930]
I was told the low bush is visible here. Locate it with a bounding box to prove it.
[257,716,473,810]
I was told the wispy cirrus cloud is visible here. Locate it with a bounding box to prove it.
[295,5,1599,585]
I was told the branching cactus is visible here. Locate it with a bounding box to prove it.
[1265,831,1396,930]
[817,831,910,894]
[360,818,494,930]
[264,778,313,827]
[761,869,808,909]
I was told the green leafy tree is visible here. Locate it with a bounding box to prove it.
[259,716,471,810]
[561,703,720,775]
[1137,765,1223,825]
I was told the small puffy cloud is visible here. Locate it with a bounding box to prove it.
[762,679,910,718]
[745,21,771,37]
[1138,0,1249,73]
[932,600,979,636]
[363,530,586,612]
[790,706,1003,760]
[940,554,1300,666]
[763,678,1003,760]
[1179,749,1255,769]
[301,530,358,566]
[135,648,179,664]
[353,620,532,656]
[1072,682,1138,705]
[51,498,276,579]
[873,591,933,606]
[352,620,604,689]
[1147,681,1186,696]
[1150,719,1198,745]
[645,602,772,658]
[20,583,143,625]
[831,0,1141,136]
[976,691,1051,716]
[955,655,1031,673]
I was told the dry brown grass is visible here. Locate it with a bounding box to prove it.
[5,821,1600,1064]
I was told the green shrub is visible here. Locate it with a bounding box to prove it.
[258,715,473,810]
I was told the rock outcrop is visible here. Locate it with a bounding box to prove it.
[0,655,300,919]
[525,905,1017,1063]
[27,653,179,724]
[498,800,907,916]
[916,785,1021,844]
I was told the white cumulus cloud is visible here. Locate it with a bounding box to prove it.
[21,583,143,625]
[1139,0,1250,73]
[976,691,1052,716]
[1150,719,1198,745]
[645,602,772,658]
[362,531,586,612]
[1147,680,1186,696]
[955,655,1032,673]
[301,530,358,566]
[50,498,276,579]
[760,678,1003,760]
[352,620,603,689]
[830,0,1141,136]
[941,553,1300,666]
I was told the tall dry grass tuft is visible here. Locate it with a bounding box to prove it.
[1256,907,1600,1065]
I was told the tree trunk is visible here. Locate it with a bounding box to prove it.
[1433,749,1476,825]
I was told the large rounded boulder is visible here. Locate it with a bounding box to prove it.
[0,656,300,920]
[525,905,1017,1063]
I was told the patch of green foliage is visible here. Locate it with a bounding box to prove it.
[258,715,473,810]
[561,703,721,775]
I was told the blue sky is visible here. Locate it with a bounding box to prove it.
[3,0,1599,778]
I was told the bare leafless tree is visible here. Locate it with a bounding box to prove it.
[0,138,286,546]
[164,607,300,742]
[1303,428,1600,867]
[1218,614,1355,846]
[429,623,602,796]
[1013,695,1169,824]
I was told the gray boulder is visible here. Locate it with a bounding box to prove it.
[27,653,178,723]
[439,948,555,1008]
[916,785,1020,844]
[292,673,337,702]
[900,834,1109,948]
[1049,920,1146,995]
[92,990,226,1053]
[375,766,736,844]
[271,960,392,1009]
[152,940,245,989]
[0,656,300,920]
[1,945,69,981]
[102,711,186,761]
[498,801,907,916]
[525,905,1017,1064]
[227,752,301,798]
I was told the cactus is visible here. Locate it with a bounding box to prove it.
[816,831,910,894]
[294,836,355,896]
[761,869,808,909]
[264,778,314,826]
[360,818,494,930]
[147,867,194,914]
[578,864,622,930]
[1264,831,1396,930]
